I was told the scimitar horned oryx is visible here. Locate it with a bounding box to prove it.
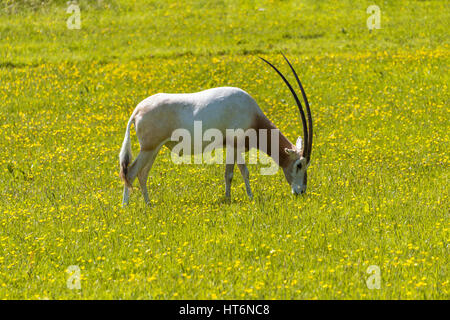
[119,54,313,205]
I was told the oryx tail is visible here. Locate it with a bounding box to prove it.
[119,112,135,189]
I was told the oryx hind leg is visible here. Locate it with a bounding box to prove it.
[122,150,153,206]
[122,187,130,207]
[137,149,159,205]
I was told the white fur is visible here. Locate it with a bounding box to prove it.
[119,87,265,205]
[295,136,303,151]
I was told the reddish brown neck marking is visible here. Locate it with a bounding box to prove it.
[251,114,294,168]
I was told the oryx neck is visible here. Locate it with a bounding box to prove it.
[252,114,294,168]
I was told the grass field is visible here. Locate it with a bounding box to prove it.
[0,0,448,299]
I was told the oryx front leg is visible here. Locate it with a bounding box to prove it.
[225,163,235,198]
[237,163,253,199]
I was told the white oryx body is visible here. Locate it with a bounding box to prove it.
[119,55,313,206]
[133,87,264,153]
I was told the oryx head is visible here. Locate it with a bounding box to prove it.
[260,53,313,195]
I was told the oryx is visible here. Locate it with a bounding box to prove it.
[119,54,313,205]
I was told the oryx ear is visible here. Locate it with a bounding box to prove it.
[284,148,297,156]
[295,136,303,151]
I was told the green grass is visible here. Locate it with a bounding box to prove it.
[0,0,448,299]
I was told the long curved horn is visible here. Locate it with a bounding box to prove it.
[259,56,308,156]
[281,53,313,162]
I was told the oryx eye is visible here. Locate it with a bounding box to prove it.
[297,163,302,170]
